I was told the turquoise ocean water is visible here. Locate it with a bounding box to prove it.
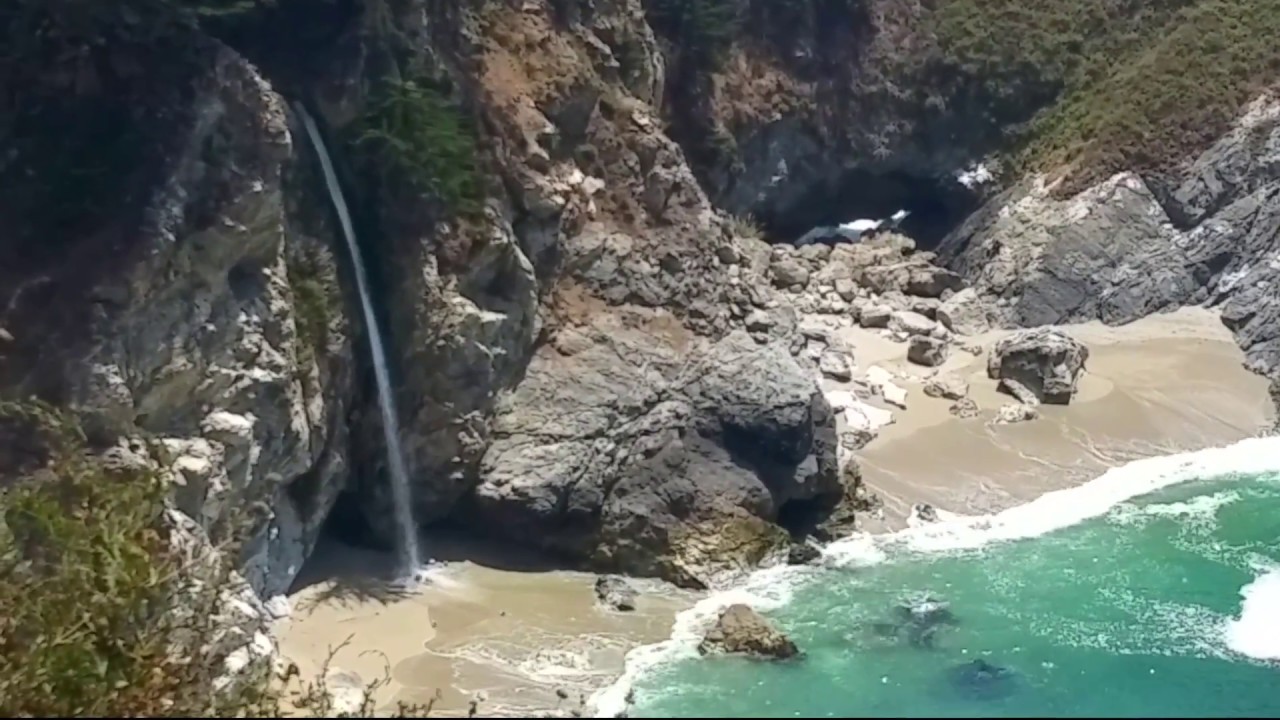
[596,436,1280,718]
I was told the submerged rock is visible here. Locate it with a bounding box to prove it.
[699,604,799,659]
[594,575,638,612]
[988,328,1089,404]
[948,659,1018,700]
[894,595,956,627]
[869,593,958,650]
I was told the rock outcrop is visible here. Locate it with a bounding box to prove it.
[699,604,799,660]
[473,329,839,588]
[987,328,1089,405]
[941,94,1280,383]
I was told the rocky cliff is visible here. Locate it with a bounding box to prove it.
[4,0,1278,598]
[937,94,1280,381]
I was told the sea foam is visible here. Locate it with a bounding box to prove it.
[1225,567,1280,662]
[592,434,1280,717]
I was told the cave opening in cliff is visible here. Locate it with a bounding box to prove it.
[760,169,981,251]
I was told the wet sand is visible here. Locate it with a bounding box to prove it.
[275,306,1275,717]
[276,535,695,717]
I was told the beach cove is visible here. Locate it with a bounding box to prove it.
[275,307,1275,717]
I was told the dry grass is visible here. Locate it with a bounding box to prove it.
[728,213,763,240]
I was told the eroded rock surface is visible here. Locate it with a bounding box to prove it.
[474,328,839,587]
[2,40,354,599]
[987,328,1089,405]
[699,604,799,659]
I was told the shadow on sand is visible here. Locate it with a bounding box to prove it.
[286,528,583,612]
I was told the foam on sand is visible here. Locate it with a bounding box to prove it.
[828,435,1280,560]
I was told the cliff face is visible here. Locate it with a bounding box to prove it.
[2,23,355,597]
[4,0,1278,595]
[937,94,1280,381]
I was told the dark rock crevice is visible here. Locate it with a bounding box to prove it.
[752,167,983,250]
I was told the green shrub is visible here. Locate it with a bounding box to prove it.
[286,251,337,371]
[0,400,431,717]
[350,79,484,217]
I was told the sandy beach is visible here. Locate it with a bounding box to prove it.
[275,307,1275,717]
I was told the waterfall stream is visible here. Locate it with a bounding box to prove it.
[294,103,423,577]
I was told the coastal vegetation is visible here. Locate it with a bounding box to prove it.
[349,78,485,218]
[933,0,1280,191]
[0,401,427,717]
[286,250,338,372]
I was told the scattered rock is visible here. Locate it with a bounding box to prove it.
[998,377,1041,407]
[909,503,940,523]
[987,328,1089,404]
[834,278,857,302]
[0,327,13,343]
[594,575,638,611]
[995,403,1039,424]
[949,398,980,418]
[716,245,740,265]
[907,336,948,367]
[866,366,908,409]
[819,350,853,381]
[771,258,811,289]
[911,297,941,319]
[263,595,291,620]
[698,604,799,659]
[744,309,775,332]
[859,303,893,329]
[889,310,936,337]
[787,541,822,565]
[923,375,968,400]
[936,288,990,336]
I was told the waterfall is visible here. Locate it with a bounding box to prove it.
[293,103,423,576]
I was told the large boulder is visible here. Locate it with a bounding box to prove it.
[987,328,1089,405]
[698,604,799,659]
[594,576,638,612]
[472,324,841,588]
